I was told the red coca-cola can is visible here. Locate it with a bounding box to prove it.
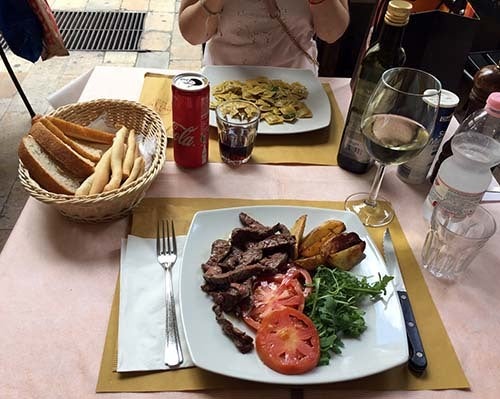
[172,72,210,168]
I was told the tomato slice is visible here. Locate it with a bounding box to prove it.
[243,275,305,330]
[255,307,320,375]
[282,267,312,298]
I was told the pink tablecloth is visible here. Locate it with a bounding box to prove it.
[1,67,499,399]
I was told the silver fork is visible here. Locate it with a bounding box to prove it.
[156,219,184,367]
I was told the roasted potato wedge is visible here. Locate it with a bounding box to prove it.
[293,254,325,271]
[300,231,336,257]
[290,214,307,259]
[320,232,363,257]
[321,232,366,271]
[325,242,366,270]
[299,219,346,256]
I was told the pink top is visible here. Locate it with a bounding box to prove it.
[203,0,319,75]
[486,92,500,112]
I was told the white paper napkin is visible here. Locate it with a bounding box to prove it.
[47,68,94,108]
[117,235,193,372]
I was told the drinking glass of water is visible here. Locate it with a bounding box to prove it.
[421,202,497,280]
[345,67,442,227]
[216,100,260,166]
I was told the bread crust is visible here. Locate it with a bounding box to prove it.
[30,122,95,178]
[39,118,102,162]
[18,136,80,195]
[46,116,115,144]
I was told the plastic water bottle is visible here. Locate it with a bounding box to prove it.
[429,92,500,182]
[423,131,500,221]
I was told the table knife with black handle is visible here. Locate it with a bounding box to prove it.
[383,228,427,375]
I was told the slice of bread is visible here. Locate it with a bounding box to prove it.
[46,116,115,144]
[71,138,105,161]
[38,118,103,162]
[30,122,95,178]
[18,135,82,195]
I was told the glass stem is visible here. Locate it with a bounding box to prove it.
[365,162,386,207]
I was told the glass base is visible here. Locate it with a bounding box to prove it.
[220,154,251,167]
[344,192,394,227]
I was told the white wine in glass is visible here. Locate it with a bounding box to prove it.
[345,67,441,227]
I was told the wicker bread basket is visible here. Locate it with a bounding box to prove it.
[18,99,167,223]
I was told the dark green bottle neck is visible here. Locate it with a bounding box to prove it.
[377,22,406,51]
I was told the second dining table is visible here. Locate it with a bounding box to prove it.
[1,66,499,399]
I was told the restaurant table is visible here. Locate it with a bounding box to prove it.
[1,66,499,399]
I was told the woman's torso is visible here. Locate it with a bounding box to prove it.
[204,0,318,74]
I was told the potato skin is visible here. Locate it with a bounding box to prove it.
[325,241,366,271]
[320,232,363,257]
[299,219,345,256]
[294,254,325,271]
[295,223,366,272]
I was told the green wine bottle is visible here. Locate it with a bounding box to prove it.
[337,0,412,174]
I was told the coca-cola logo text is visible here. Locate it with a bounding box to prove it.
[173,122,196,147]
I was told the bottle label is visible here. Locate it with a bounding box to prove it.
[397,133,445,184]
[342,114,370,163]
[425,175,485,218]
[339,80,376,164]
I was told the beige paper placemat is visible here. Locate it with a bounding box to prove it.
[139,73,343,165]
[96,198,469,392]
[139,73,173,136]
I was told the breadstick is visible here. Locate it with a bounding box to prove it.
[122,156,145,187]
[46,116,115,144]
[122,129,136,178]
[75,173,95,196]
[103,127,128,192]
[89,148,112,194]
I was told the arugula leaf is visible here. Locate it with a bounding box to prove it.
[304,266,393,365]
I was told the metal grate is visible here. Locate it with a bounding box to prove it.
[1,11,146,52]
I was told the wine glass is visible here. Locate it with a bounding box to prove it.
[344,67,442,227]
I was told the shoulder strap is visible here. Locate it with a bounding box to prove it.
[263,0,319,67]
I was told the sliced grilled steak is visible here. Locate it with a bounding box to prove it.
[209,280,252,312]
[213,305,253,353]
[230,224,281,249]
[203,264,271,288]
[201,240,232,272]
[239,212,266,229]
[259,252,289,270]
[211,239,232,261]
[277,223,291,236]
[239,247,263,266]
[202,264,223,276]
[247,234,296,254]
[220,246,243,270]
[200,282,214,293]
[201,213,299,355]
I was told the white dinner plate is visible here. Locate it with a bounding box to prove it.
[179,206,408,385]
[201,65,331,134]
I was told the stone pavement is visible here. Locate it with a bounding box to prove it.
[0,0,202,250]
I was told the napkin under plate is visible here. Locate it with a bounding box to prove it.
[118,235,193,372]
